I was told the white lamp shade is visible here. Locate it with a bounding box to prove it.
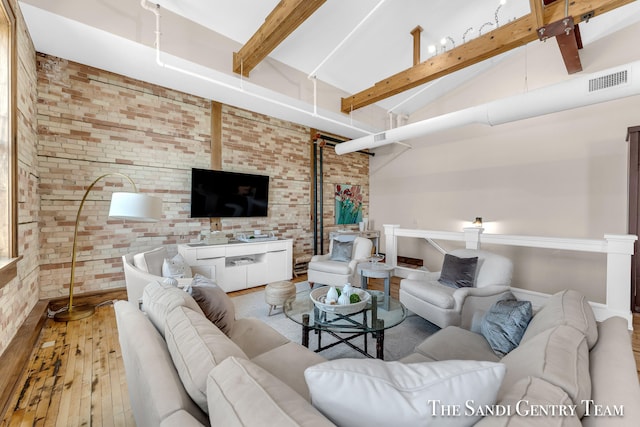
[108,192,162,222]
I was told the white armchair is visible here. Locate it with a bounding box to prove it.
[399,248,513,329]
[307,236,373,288]
[122,247,192,304]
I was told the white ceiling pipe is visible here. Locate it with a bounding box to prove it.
[335,105,488,154]
[336,60,640,155]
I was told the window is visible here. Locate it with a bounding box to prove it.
[0,0,17,287]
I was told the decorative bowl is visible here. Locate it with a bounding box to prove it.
[310,287,370,315]
[368,254,385,264]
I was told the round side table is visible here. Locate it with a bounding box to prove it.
[357,262,394,310]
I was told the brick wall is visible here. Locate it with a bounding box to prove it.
[0,0,40,357]
[36,54,369,299]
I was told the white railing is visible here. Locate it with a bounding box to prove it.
[383,224,638,328]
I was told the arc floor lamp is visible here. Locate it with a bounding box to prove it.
[54,173,162,322]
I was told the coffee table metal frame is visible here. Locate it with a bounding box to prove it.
[283,289,407,359]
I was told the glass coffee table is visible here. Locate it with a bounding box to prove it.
[283,289,407,359]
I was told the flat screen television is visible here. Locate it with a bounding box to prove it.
[190,168,269,218]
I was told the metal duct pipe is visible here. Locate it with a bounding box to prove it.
[336,60,640,155]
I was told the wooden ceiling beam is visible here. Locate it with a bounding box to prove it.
[233,0,326,77]
[341,0,635,113]
[531,0,545,28]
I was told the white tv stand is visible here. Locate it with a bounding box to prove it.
[178,239,293,293]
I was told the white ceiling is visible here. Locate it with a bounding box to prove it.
[17,0,640,138]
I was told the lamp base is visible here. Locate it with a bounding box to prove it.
[53,305,95,322]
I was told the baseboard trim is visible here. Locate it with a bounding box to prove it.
[0,287,128,422]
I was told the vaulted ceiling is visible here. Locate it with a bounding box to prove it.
[18,0,640,139]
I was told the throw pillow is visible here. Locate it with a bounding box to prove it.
[438,253,478,288]
[329,239,353,262]
[162,253,193,279]
[188,274,236,335]
[481,297,533,357]
[304,358,505,427]
[164,306,248,414]
[133,246,167,276]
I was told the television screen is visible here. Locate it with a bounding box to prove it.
[190,168,269,218]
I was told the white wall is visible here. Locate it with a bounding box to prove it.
[370,21,640,303]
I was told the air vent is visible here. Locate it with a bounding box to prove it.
[373,132,386,142]
[589,70,628,92]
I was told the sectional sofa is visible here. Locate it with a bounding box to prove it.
[115,280,640,426]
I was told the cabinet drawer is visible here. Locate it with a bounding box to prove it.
[267,241,289,252]
[226,243,267,257]
[196,246,225,260]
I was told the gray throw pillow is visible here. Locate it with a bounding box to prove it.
[438,253,478,288]
[189,274,236,335]
[330,240,353,262]
[481,297,533,357]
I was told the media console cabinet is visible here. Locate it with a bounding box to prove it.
[178,239,293,293]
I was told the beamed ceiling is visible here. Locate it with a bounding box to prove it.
[18,0,640,140]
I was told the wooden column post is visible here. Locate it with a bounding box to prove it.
[410,26,423,66]
[210,101,223,231]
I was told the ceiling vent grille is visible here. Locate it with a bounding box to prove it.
[589,70,628,92]
[374,132,386,142]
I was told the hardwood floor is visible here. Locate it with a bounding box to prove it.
[0,301,134,427]
[2,278,639,426]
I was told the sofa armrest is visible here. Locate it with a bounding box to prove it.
[347,257,368,272]
[453,285,512,329]
[583,317,640,427]
[159,410,207,427]
[310,253,331,263]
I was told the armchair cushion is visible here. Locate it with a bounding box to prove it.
[402,279,456,309]
[438,253,478,288]
[133,246,167,276]
[308,260,354,275]
[329,240,353,262]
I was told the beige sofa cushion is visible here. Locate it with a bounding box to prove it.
[165,305,248,414]
[133,246,167,276]
[521,290,597,349]
[142,280,204,337]
[228,318,290,358]
[250,342,327,401]
[414,326,501,362]
[476,377,581,427]
[500,325,591,418]
[206,356,336,427]
[304,358,505,427]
